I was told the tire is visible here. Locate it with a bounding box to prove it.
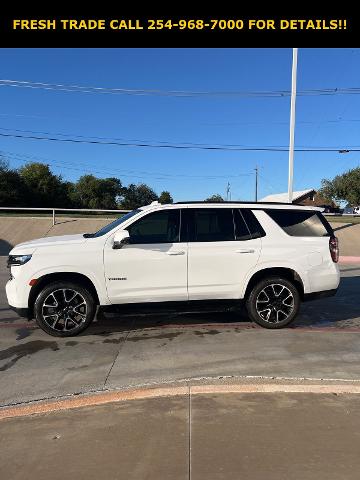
[34,281,96,337]
[246,276,300,329]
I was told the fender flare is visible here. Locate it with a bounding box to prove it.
[28,265,111,306]
[241,261,309,298]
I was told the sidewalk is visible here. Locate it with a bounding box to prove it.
[2,382,360,480]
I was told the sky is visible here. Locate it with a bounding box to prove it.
[0,48,360,202]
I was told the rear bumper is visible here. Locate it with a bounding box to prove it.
[303,288,338,302]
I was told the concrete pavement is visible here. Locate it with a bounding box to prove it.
[331,221,360,257]
[2,251,360,478]
[1,255,360,406]
[2,389,360,479]
[0,216,111,254]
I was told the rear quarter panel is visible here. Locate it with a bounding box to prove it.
[241,210,340,296]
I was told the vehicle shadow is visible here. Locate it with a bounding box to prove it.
[0,239,13,256]
[85,307,254,336]
[81,275,360,336]
[333,223,357,232]
[294,275,360,328]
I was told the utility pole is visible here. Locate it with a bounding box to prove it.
[226,182,231,201]
[288,48,298,203]
[254,166,259,202]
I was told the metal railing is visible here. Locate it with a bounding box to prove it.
[0,206,358,227]
[0,207,130,226]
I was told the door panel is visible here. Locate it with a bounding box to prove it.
[104,242,188,303]
[188,239,261,299]
[186,208,261,300]
[104,209,188,304]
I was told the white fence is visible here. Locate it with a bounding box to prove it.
[0,207,130,226]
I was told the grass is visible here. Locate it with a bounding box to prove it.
[326,215,360,224]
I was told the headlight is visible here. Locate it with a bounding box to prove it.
[7,254,32,267]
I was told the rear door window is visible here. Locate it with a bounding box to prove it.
[233,210,252,240]
[236,209,266,239]
[187,208,235,242]
[265,209,332,237]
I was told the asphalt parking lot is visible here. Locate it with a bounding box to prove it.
[1,256,360,406]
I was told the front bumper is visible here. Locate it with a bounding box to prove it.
[6,277,31,310]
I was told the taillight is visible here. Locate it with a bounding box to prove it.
[329,236,339,263]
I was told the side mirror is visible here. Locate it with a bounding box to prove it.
[113,230,130,249]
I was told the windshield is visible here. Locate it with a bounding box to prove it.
[85,209,141,238]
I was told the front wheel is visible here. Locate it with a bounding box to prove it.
[246,276,300,329]
[34,282,96,337]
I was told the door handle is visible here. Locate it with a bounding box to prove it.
[167,250,186,256]
[235,249,255,254]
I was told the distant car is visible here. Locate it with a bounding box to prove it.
[354,206,360,215]
[343,206,354,215]
[318,205,341,214]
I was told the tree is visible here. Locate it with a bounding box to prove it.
[0,158,175,210]
[19,162,69,207]
[74,175,123,209]
[0,158,28,206]
[319,167,360,206]
[121,183,158,209]
[159,191,173,204]
[204,194,224,203]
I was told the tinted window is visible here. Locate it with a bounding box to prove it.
[241,209,266,239]
[265,209,332,237]
[233,210,252,241]
[188,208,235,242]
[127,210,180,244]
[92,210,141,237]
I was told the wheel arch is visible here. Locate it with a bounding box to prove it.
[28,272,100,319]
[243,267,305,301]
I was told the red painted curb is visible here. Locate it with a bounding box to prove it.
[339,256,360,264]
[3,383,360,420]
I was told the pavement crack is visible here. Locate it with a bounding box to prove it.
[188,385,192,480]
[103,319,135,388]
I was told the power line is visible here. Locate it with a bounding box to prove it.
[3,126,360,150]
[3,111,360,127]
[3,150,252,181]
[0,126,252,148]
[2,78,360,98]
[1,130,360,152]
[203,118,360,127]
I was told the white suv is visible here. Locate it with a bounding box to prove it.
[6,202,340,336]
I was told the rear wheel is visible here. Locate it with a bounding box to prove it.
[246,276,300,329]
[34,282,96,337]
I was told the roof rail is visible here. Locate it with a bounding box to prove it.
[174,201,299,206]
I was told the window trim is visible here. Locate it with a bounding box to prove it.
[237,209,252,240]
[239,208,266,239]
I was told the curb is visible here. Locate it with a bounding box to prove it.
[339,256,360,264]
[3,383,360,420]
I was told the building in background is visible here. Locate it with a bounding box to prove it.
[260,189,339,212]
